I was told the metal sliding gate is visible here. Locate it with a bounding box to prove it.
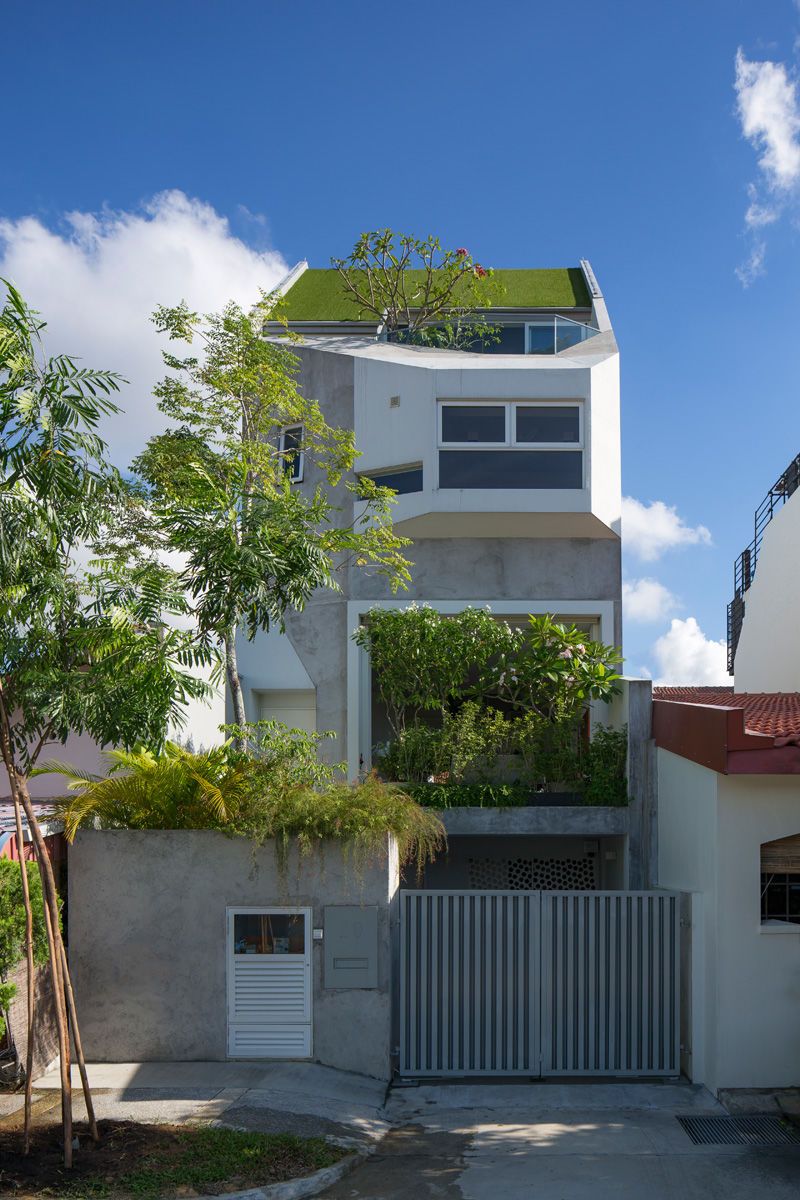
[399,890,680,1078]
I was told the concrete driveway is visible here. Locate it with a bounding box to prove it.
[320,1082,800,1200]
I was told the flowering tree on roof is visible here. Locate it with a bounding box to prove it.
[331,229,500,345]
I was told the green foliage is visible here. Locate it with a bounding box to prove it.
[575,725,630,807]
[48,729,445,877]
[331,230,498,335]
[47,743,256,840]
[222,720,342,791]
[404,782,536,809]
[134,292,411,725]
[0,859,52,1037]
[355,605,622,735]
[358,605,626,805]
[230,771,445,880]
[0,283,211,777]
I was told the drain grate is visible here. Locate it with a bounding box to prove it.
[678,1115,800,1147]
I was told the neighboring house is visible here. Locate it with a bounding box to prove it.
[652,457,800,1093]
[727,451,800,685]
[239,258,650,890]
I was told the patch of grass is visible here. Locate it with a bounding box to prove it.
[0,1120,346,1200]
[281,268,590,322]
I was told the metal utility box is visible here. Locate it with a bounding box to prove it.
[324,905,378,989]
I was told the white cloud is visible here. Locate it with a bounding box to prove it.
[733,50,800,282]
[0,191,289,465]
[621,497,712,562]
[735,49,800,189]
[652,617,729,686]
[622,577,679,623]
[735,240,767,286]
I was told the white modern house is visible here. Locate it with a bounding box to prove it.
[240,260,622,773]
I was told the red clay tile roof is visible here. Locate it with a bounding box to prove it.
[653,687,800,744]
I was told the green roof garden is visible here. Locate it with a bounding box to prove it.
[279,267,591,323]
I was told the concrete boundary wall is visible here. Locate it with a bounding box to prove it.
[68,831,399,1080]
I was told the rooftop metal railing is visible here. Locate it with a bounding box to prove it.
[727,453,800,674]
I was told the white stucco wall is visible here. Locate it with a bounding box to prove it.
[350,345,621,535]
[715,774,800,1090]
[734,489,800,691]
[658,748,800,1092]
[657,749,718,1090]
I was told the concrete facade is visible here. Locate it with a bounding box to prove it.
[68,830,399,1080]
[240,281,624,784]
[657,749,800,1093]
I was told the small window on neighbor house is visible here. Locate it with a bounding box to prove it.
[361,465,423,495]
[280,425,303,481]
[761,835,800,924]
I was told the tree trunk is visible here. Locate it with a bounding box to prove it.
[0,709,36,1153]
[225,627,247,732]
[11,796,35,1152]
[16,781,99,1166]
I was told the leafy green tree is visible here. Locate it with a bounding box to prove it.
[0,859,50,1040]
[332,229,498,339]
[134,293,411,729]
[0,280,210,1164]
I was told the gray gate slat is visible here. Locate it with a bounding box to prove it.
[399,890,679,1078]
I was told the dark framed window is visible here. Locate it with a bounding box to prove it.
[437,400,583,489]
[761,872,800,924]
[441,405,506,444]
[280,425,303,481]
[439,450,583,489]
[362,465,423,495]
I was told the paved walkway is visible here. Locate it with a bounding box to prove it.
[320,1082,800,1199]
[29,1066,800,1198]
[32,1060,389,1146]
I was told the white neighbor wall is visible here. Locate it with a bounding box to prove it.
[734,489,800,691]
[658,748,800,1092]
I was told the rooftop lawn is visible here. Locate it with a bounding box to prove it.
[280,267,591,322]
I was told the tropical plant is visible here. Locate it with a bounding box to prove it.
[0,860,50,1040]
[47,744,256,840]
[223,721,341,791]
[354,606,622,734]
[134,293,411,730]
[331,230,498,337]
[0,281,210,1164]
[50,737,445,880]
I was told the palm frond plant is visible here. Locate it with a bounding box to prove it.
[44,743,254,840]
[45,732,445,881]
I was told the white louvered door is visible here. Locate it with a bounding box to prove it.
[227,907,312,1058]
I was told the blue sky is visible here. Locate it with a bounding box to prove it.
[4,0,800,682]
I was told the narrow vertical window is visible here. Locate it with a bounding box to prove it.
[280,425,304,482]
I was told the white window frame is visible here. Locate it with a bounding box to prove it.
[437,400,583,451]
[279,424,304,482]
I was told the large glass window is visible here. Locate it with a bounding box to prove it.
[441,405,506,444]
[438,401,583,489]
[515,405,580,444]
[233,913,306,954]
[439,450,583,489]
[526,317,600,355]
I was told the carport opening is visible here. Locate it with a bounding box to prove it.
[418,835,626,891]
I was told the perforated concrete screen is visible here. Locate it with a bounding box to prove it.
[324,905,378,989]
[467,856,598,890]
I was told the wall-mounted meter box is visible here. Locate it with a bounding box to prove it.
[323,905,378,989]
